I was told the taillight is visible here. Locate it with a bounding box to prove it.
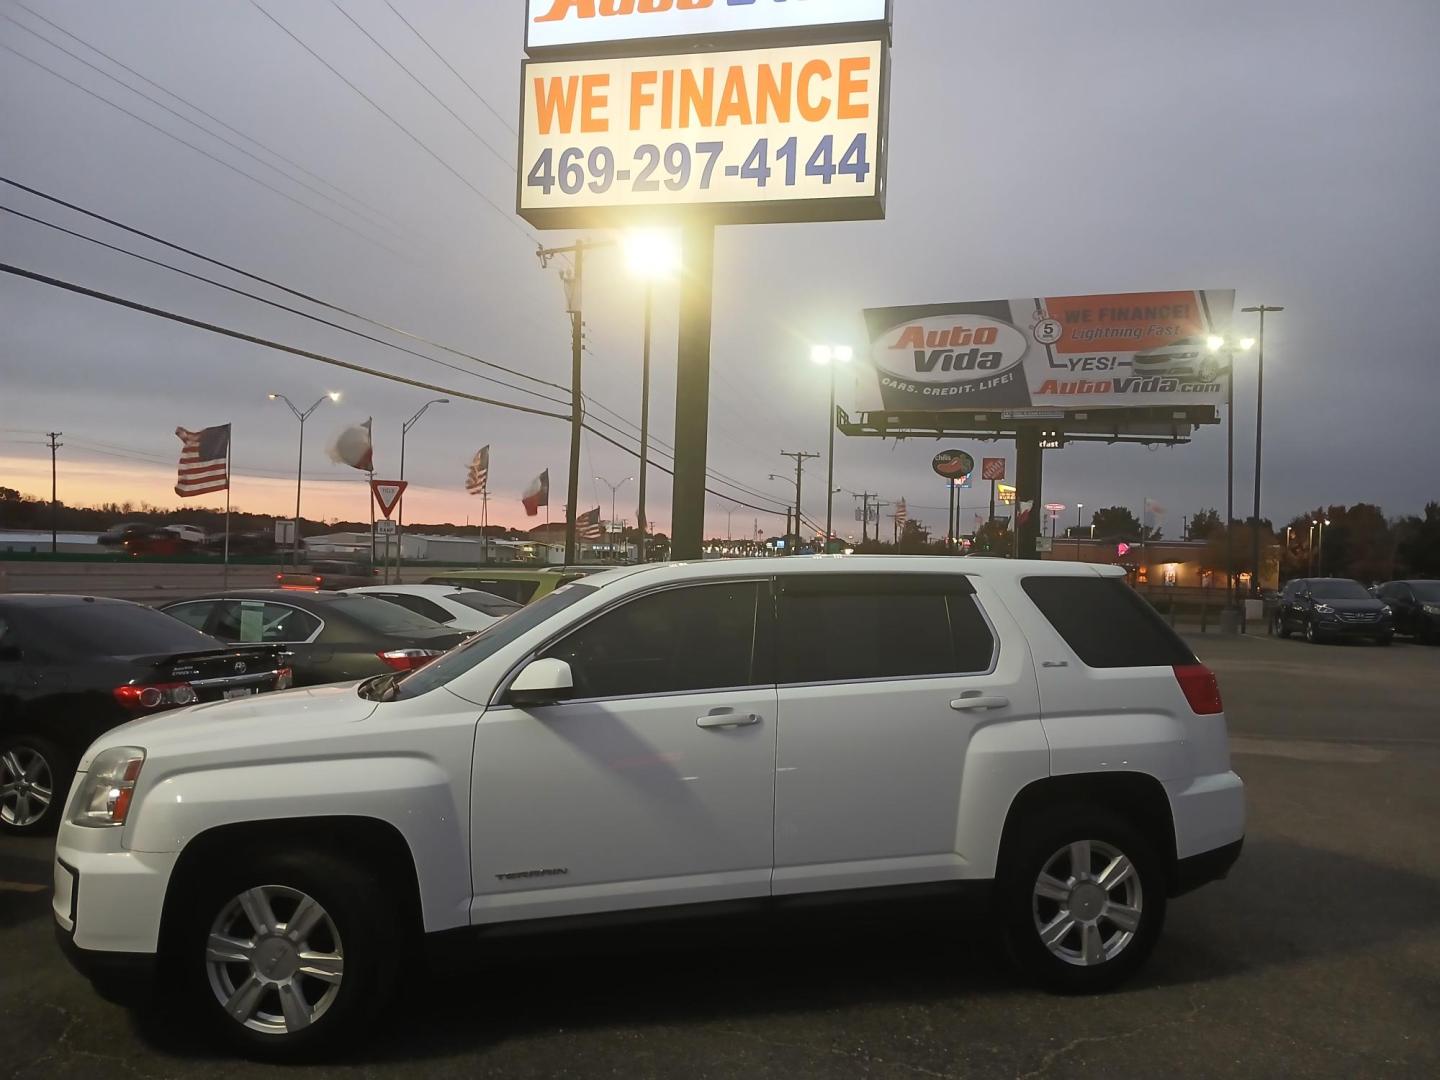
[1173,664,1223,715]
[114,682,198,710]
[377,649,443,671]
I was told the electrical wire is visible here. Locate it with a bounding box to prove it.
[382,0,516,137]
[0,40,406,259]
[0,8,404,244]
[328,0,513,172]
[0,177,568,394]
[0,205,571,409]
[246,0,534,248]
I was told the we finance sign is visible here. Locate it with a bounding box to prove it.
[525,0,892,55]
[518,39,889,227]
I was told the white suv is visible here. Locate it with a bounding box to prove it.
[53,558,1244,1057]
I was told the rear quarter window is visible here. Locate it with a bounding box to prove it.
[1022,576,1196,668]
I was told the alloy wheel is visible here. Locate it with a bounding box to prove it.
[205,885,345,1035]
[0,746,54,828]
[1031,839,1144,967]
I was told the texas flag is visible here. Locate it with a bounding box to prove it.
[522,470,550,517]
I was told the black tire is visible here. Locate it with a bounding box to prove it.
[1305,619,1322,644]
[0,734,73,836]
[996,805,1166,993]
[1272,613,1290,639]
[173,849,400,1060]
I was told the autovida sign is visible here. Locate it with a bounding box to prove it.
[859,290,1237,411]
[518,1,892,228]
[525,0,893,55]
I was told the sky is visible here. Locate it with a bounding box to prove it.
[2,0,1438,542]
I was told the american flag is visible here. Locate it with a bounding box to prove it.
[577,507,604,541]
[895,498,908,528]
[466,445,489,495]
[174,424,230,498]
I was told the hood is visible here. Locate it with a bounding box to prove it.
[78,682,377,771]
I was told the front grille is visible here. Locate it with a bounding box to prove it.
[1338,612,1379,623]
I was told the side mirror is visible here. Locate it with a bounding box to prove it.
[507,657,574,708]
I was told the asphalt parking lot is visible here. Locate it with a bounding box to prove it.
[3,633,1437,1078]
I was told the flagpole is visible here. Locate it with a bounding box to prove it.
[481,488,489,567]
[222,437,231,594]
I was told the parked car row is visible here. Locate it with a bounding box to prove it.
[45,558,1245,1059]
[1272,576,1440,645]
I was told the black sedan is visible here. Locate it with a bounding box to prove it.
[1,595,290,835]
[1273,577,1394,645]
[160,590,468,687]
[1374,580,1440,643]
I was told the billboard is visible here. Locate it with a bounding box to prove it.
[859,290,1236,412]
[525,0,892,55]
[518,39,889,227]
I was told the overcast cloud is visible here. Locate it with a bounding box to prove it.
[2,0,1437,540]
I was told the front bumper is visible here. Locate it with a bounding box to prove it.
[52,822,176,1000]
[1314,617,1391,638]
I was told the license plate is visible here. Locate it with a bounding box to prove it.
[224,688,256,700]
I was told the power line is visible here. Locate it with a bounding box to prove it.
[328,0,514,172]
[383,0,517,136]
[0,7,404,244]
[1,205,571,409]
[0,177,567,394]
[9,0,403,231]
[0,261,569,420]
[1,261,789,518]
[246,0,534,248]
[0,39,406,259]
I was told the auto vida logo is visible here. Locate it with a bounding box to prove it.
[534,0,792,23]
[877,315,1029,394]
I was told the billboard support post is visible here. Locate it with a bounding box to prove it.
[670,223,715,562]
[1015,427,1043,561]
[948,481,956,549]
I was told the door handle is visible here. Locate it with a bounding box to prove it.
[950,694,1010,712]
[696,712,762,730]
[1041,660,1069,668]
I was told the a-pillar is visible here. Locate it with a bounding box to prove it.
[1014,426,1044,560]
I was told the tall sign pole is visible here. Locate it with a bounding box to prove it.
[566,242,585,564]
[1243,304,1284,594]
[671,225,716,560]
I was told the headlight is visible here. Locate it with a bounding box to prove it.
[70,747,145,829]
[1424,604,1440,616]
[1380,606,1393,617]
[1314,603,1334,614]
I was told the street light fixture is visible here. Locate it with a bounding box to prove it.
[268,391,339,567]
[1207,335,1256,629]
[623,229,680,562]
[595,475,634,561]
[390,398,449,581]
[811,344,854,549]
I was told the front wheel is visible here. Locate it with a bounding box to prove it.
[177,850,400,1060]
[1305,619,1322,644]
[0,735,71,835]
[1272,612,1290,639]
[997,807,1166,993]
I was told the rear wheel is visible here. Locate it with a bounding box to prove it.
[997,806,1166,993]
[176,850,399,1060]
[0,735,71,835]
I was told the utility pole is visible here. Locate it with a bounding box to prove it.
[779,451,819,553]
[1243,304,1284,594]
[539,239,612,565]
[46,432,62,553]
[636,283,653,562]
[854,491,876,545]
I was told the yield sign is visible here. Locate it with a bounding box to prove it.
[370,479,408,519]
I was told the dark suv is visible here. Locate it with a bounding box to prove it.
[1373,581,1440,643]
[1273,578,1394,645]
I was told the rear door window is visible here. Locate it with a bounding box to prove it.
[776,575,994,684]
[165,601,216,632]
[213,601,322,643]
[1022,576,1196,668]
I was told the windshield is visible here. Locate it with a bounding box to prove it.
[388,584,596,700]
[325,594,446,633]
[35,602,220,656]
[1408,582,1440,601]
[1310,580,1372,600]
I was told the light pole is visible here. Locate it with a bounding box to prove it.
[1074,503,1084,558]
[1206,334,1256,630]
[1316,517,1330,575]
[596,476,633,562]
[810,344,854,550]
[396,398,448,582]
[624,230,680,563]
[268,391,339,567]
[1242,305,1284,594]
